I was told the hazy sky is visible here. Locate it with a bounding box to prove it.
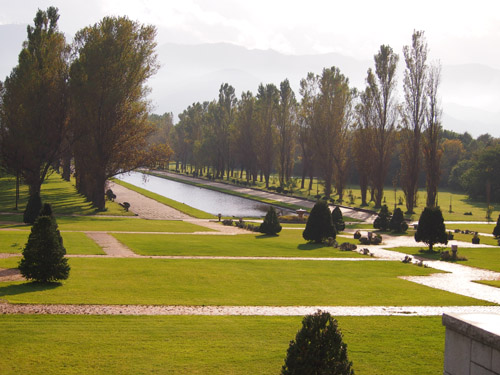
[1,0,500,68]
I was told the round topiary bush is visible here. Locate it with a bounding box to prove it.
[373,205,391,231]
[389,207,408,233]
[281,310,354,375]
[332,206,345,233]
[414,206,448,252]
[259,206,282,235]
[303,200,336,244]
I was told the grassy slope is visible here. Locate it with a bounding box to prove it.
[0,173,132,216]
[113,230,361,257]
[0,315,444,375]
[0,257,489,306]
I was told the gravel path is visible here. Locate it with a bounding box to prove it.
[1,302,499,316]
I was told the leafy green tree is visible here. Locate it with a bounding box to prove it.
[19,204,70,282]
[332,206,345,233]
[282,310,354,375]
[259,206,282,235]
[277,79,297,185]
[389,207,408,233]
[70,16,159,210]
[303,200,336,244]
[373,204,391,231]
[0,7,69,223]
[493,214,500,238]
[414,206,448,251]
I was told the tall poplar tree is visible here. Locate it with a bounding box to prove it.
[70,16,159,210]
[400,31,428,214]
[277,79,297,185]
[0,7,69,223]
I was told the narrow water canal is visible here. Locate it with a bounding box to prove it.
[117,171,271,217]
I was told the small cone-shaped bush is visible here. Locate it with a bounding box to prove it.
[373,204,391,231]
[259,206,282,235]
[23,193,42,224]
[389,207,408,233]
[414,206,448,252]
[332,206,345,233]
[493,214,500,238]
[303,200,336,244]
[282,310,354,375]
[19,206,70,283]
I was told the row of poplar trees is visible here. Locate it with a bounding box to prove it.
[0,8,164,221]
[170,30,442,214]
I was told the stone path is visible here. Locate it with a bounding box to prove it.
[85,232,139,257]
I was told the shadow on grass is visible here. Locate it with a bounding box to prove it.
[297,243,327,251]
[0,281,61,298]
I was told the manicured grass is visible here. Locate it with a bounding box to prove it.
[389,246,500,273]
[0,257,489,306]
[476,280,500,288]
[446,224,496,234]
[0,231,104,255]
[112,179,214,219]
[451,232,499,246]
[0,173,132,216]
[0,216,212,233]
[0,315,444,375]
[113,230,362,257]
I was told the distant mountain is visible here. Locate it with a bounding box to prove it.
[1,24,498,137]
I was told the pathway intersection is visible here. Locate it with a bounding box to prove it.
[1,178,499,315]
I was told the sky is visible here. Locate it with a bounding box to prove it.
[1,0,500,68]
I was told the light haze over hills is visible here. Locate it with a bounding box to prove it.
[1,24,499,137]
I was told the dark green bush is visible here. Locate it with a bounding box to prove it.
[373,205,391,231]
[332,206,345,233]
[493,214,500,238]
[281,310,354,375]
[414,206,448,251]
[19,205,70,283]
[389,207,408,233]
[303,200,336,244]
[259,206,282,235]
[106,189,116,201]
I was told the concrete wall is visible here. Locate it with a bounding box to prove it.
[443,313,500,375]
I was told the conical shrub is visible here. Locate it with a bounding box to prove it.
[259,206,282,235]
[303,200,336,244]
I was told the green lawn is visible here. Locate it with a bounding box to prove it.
[0,173,131,216]
[476,280,500,289]
[112,179,214,219]
[0,257,489,306]
[0,216,212,233]
[451,232,499,246]
[0,315,444,375]
[389,246,500,273]
[0,231,104,255]
[113,230,361,257]
[446,224,496,234]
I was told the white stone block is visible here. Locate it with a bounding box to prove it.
[473,339,493,369]
[470,362,496,375]
[445,329,471,375]
[492,349,500,374]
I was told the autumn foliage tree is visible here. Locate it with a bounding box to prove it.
[70,16,159,210]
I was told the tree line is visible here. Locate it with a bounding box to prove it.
[0,7,166,222]
[156,31,500,211]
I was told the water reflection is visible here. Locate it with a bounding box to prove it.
[117,172,271,217]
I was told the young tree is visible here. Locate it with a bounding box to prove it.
[414,206,448,251]
[282,310,354,375]
[303,200,336,244]
[18,204,70,283]
[389,207,408,233]
[400,30,428,214]
[332,206,345,233]
[259,206,282,235]
[367,45,399,208]
[70,16,159,210]
[423,63,443,208]
[373,204,391,231]
[0,7,69,223]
